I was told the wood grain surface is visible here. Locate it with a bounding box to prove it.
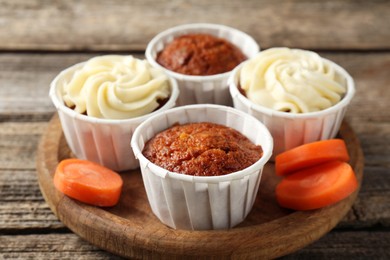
[35,116,364,259]
[0,0,389,51]
[1,0,390,259]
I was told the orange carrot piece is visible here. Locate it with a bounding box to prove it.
[275,139,350,176]
[53,159,123,207]
[275,160,358,211]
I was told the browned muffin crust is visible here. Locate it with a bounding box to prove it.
[156,34,247,76]
[142,122,263,176]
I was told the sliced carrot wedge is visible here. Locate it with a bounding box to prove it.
[275,160,358,211]
[275,139,350,176]
[54,159,123,207]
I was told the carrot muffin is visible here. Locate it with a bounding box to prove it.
[142,122,263,176]
[156,34,247,76]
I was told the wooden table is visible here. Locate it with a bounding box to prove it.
[1,1,389,259]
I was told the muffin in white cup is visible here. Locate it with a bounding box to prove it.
[131,104,273,230]
[49,55,179,171]
[145,23,259,106]
[229,47,355,157]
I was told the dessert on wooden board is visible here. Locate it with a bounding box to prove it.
[47,24,358,236]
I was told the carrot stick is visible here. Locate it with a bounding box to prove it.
[275,160,358,211]
[53,159,123,207]
[275,139,350,176]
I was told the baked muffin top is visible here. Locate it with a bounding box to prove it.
[156,34,246,76]
[142,122,263,176]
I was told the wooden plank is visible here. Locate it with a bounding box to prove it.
[0,0,389,51]
[282,231,390,259]
[0,122,46,169]
[0,231,389,259]
[0,168,64,230]
[339,166,390,229]
[0,53,95,122]
[0,234,121,260]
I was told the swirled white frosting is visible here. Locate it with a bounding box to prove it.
[62,55,170,119]
[240,48,347,113]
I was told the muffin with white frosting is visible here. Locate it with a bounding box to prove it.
[239,48,347,113]
[229,47,355,157]
[50,55,179,171]
[62,55,171,119]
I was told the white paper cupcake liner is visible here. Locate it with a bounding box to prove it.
[229,58,355,157]
[49,62,179,172]
[145,23,260,106]
[131,104,273,230]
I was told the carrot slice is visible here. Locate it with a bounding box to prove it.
[275,139,350,176]
[53,159,123,207]
[275,160,358,211]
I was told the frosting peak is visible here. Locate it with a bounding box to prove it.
[62,55,170,119]
[240,48,347,113]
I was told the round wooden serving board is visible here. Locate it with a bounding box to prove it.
[36,115,364,259]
